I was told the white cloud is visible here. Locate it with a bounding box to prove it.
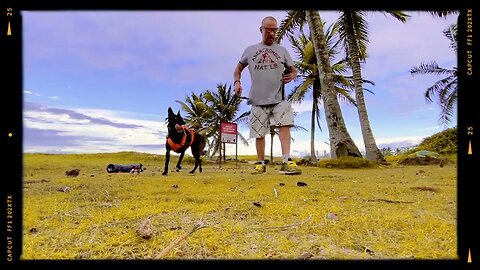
[291,100,314,114]
[24,90,40,96]
[23,105,168,154]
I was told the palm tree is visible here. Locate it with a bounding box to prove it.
[337,10,409,162]
[288,22,373,163]
[410,23,458,126]
[278,10,362,159]
[178,83,249,162]
[176,92,212,133]
[305,11,363,158]
[204,84,250,161]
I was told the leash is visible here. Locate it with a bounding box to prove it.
[281,62,292,101]
[221,95,248,118]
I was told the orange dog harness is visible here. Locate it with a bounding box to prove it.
[167,126,196,152]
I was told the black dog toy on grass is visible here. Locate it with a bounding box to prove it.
[106,163,143,173]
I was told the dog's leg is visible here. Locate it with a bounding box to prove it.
[194,157,202,173]
[198,140,206,173]
[176,151,185,172]
[189,147,200,174]
[189,158,199,174]
[162,150,171,176]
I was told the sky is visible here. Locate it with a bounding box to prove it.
[21,10,459,158]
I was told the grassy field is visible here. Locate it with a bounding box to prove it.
[21,152,457,260]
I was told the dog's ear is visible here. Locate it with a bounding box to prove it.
[168,107,174,115]
[177,110,181,117]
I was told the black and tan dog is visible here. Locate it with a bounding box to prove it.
[162,107,206,175]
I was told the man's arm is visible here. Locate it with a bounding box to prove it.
[234,62,246,81]
[233,62,246,96]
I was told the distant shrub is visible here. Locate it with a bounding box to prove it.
[296,156,317,166]
[385,154,408,164]
[316,156,376,169]
[406,127,457,155]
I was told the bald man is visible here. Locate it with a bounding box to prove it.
[233,16,301,175]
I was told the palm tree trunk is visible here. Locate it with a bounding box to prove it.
[306,10,362,159]
[344,11,386,162]
[310,101,317,163]
[270,130,274,164]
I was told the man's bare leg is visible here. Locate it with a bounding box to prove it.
[278,126,291,159]
[256,137,266,161]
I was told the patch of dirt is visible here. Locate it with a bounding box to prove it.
[398,156,453,166]
[411,186,438,192]
[24,179,50,184]
[65,169,80,176]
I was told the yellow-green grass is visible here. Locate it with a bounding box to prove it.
[22,152,457,260]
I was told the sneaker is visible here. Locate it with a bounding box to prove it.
[251,162,266,175]
[279,159,302,175]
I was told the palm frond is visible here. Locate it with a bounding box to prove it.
[443,24,458,53]
[384,11,410,23]
[427,10,459,18]
[276,10,306,43]
[288,77,314,103]
[425,75,457,103]
[410,62,454,76]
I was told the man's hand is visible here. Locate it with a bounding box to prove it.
[234,83,242,97]
[282,72,295,84]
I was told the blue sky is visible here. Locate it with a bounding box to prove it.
[21,10,458,157]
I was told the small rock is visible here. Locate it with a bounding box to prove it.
[137,218,154,239]
[76,251,92,259]
[327,213,338,220]
[298,252,314,260]
[253,202,262,207]
[57,186,71,192]
[297,181,307,187]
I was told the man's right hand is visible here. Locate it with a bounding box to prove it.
[234,83,242,97]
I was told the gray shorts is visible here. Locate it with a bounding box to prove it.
[249,100,295,138]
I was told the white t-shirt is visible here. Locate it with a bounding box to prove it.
[239,42,294,106]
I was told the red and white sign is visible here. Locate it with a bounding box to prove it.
[220,122,237,144]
